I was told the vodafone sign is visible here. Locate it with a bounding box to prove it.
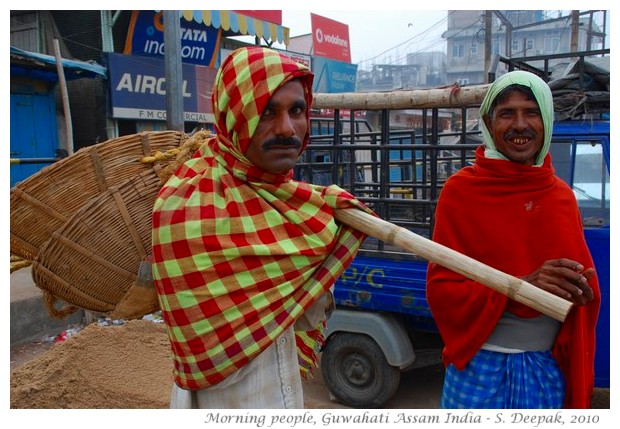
[311,13,351,63]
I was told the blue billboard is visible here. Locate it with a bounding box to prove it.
[108,53,217,123]
[312,56,357,93]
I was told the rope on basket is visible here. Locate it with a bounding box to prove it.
[10,255,32,273]
[140,130,214,185]
[42,289,80,319]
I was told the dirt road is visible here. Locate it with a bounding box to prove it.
[10,320,608,409]
[9,320,444,409]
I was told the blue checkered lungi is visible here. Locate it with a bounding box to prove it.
[441,349,565,409]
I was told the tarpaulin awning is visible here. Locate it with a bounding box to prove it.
[10,46,107,81]
[181,10,289,45]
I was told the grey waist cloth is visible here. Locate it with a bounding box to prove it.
[484,311,561,352]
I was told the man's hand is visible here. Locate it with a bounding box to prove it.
[521,258,595,306]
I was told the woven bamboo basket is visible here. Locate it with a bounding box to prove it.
[31,168,162,318]
[10,130,188,261]
[26,130,212,319]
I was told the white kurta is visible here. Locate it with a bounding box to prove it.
[168,291,332,409]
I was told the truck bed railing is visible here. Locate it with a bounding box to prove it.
[298,105,482,257]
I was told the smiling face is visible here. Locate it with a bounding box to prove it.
[483,88,545,166]
[244,79,309,174]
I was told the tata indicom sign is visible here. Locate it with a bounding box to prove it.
[108,53,217,123]
[124,10,221,67]
[311,13,351,63]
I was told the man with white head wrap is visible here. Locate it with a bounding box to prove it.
[426,71,600,408]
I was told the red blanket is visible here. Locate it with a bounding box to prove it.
[427,146,600,408]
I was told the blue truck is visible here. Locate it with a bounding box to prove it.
[297,79,610,408]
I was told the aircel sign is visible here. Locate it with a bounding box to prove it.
[108,53,216,122]
[311,13,351,63]
[124,10,221,67]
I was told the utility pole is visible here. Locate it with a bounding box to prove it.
[163,10,184,132]
[53,38,73,155]
[570,10,580,53]
[484,10,492,84]
[101,10,119,139]
[493,11,513,58]
[586,12,593,51]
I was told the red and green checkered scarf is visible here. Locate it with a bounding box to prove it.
[152,47,370,390]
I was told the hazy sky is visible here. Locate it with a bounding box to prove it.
[280,10,449,67]
[277,8,611,66]
[244,4,611,68]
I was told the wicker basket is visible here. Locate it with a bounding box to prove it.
[10,130,187,260]
[31,168,162,317]
[23,130,212,319]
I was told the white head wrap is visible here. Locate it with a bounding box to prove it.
[480,70,554,167]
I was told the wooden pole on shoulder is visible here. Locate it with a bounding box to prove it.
[335,209,573,322]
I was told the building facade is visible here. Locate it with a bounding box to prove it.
[445,10,607,85]
[356,10,608,91]
[10,10,297,186]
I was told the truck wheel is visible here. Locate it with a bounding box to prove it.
[321,332,401,408]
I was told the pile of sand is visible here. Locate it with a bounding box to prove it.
[10,319,172,409]
[13,319,606,410]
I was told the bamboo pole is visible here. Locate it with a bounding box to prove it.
[335,209,573,322]
[312,84,490,110]
[53,38,73,155]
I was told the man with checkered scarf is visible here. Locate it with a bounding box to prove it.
[152,46,371,408]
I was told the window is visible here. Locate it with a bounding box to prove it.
[492,41,500,55]
[573,142,610,208]
[550,139,610,226]
[512,38,520,52]
[544,36,560,53]
[452,44,465,58]
[526,39,534,50]
[470,43,478,54]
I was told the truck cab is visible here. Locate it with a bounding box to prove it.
[298,102,610,408]
[550,119,610,389]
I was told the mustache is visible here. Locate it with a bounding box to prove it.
[261,136,303,151]
[504,129,537,140]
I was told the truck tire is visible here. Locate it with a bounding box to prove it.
[321,332,401,408]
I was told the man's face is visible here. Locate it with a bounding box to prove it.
[483,90,544,166]
[245,79,308,173]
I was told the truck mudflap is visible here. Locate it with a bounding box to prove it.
[325,308,415,368]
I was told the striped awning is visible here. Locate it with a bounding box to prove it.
[181,10,289,45]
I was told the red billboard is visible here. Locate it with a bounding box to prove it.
[234,10,282,25]
[310,13,351,63]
